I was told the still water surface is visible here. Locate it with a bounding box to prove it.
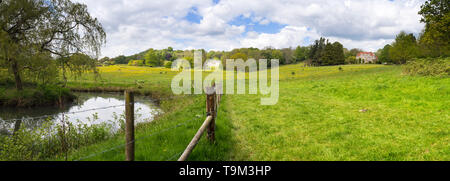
[0,92,161,135]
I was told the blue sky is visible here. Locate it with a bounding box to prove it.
[186,9,287,34]
[185,7,202,23]
[229,15,286,34]
[75,0,426,58]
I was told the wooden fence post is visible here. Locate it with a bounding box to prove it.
[125,90,135,161]
[13,120,22,136]
[206,86,216,142]
[178,84,222,161]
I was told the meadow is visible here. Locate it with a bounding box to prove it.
[61,64,449,161]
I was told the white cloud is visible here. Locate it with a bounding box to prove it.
[259,19,270,25]
[74,0,426,58]
[241,26,320,48]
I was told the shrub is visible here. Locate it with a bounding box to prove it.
[0,85,75,107]
[0,116,115,160]
[164,61,172,68]
[127,60,145,66]
[403,58,450,77]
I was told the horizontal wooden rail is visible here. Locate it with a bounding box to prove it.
[178,84,222,161]
[178,115,213,161]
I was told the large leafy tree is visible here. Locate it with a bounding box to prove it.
[345,48,363,58]
[280,48,294,65]
[270,49,284,64]
[321,42,335,65]
[377,44,392,63]
[307,37,344,66]
[331,42,345,65]
[113,55,127,64]
[308,37,327,66]
[0,0,106,90]
[418,0,449,57]
[144,49,161,67]
[294,46,309,62]
[390,31,419,64]
[230,52,248,60]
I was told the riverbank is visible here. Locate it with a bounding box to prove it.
[68,85,172,105]
[0,65,209,160]
[0,92,161,161]
[0,85,76,107]
[50,65,234,161]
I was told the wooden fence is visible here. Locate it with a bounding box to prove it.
[178,84,222,161]
[123,84,222,161]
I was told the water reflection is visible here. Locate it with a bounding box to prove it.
[0,92,161,135]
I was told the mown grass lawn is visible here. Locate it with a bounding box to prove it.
[63,64,449,161]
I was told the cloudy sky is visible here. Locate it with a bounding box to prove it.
[74,0,426,58]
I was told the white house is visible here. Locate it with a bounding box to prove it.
[204,60,221,70]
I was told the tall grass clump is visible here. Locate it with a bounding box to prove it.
[403,58,450,77]
[0,115,120,161]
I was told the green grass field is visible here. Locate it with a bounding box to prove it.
[62,64,449,161]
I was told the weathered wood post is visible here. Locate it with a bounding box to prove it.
[178,84,221,161]
[206,85,216,142]
[13,120,22,136]
[125,90,135,161]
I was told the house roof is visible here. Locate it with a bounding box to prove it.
[356,52,376,57]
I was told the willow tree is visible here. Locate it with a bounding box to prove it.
[0,0,106,90]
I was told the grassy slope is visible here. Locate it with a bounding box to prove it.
[63,64,449,161]
[65,94,235,161]
[228,65,449,160]
[63,65,235,161]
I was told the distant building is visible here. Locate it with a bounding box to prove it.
[204,60,221,70]
[356,52,377,64]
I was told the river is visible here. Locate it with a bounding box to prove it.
[0,92,162,136]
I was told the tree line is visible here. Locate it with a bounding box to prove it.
[377,0,449,64]
[95,0,450,71]
[105,38,361,68]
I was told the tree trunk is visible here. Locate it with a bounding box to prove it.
[61,61,67,87]
[11,59,23,91]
